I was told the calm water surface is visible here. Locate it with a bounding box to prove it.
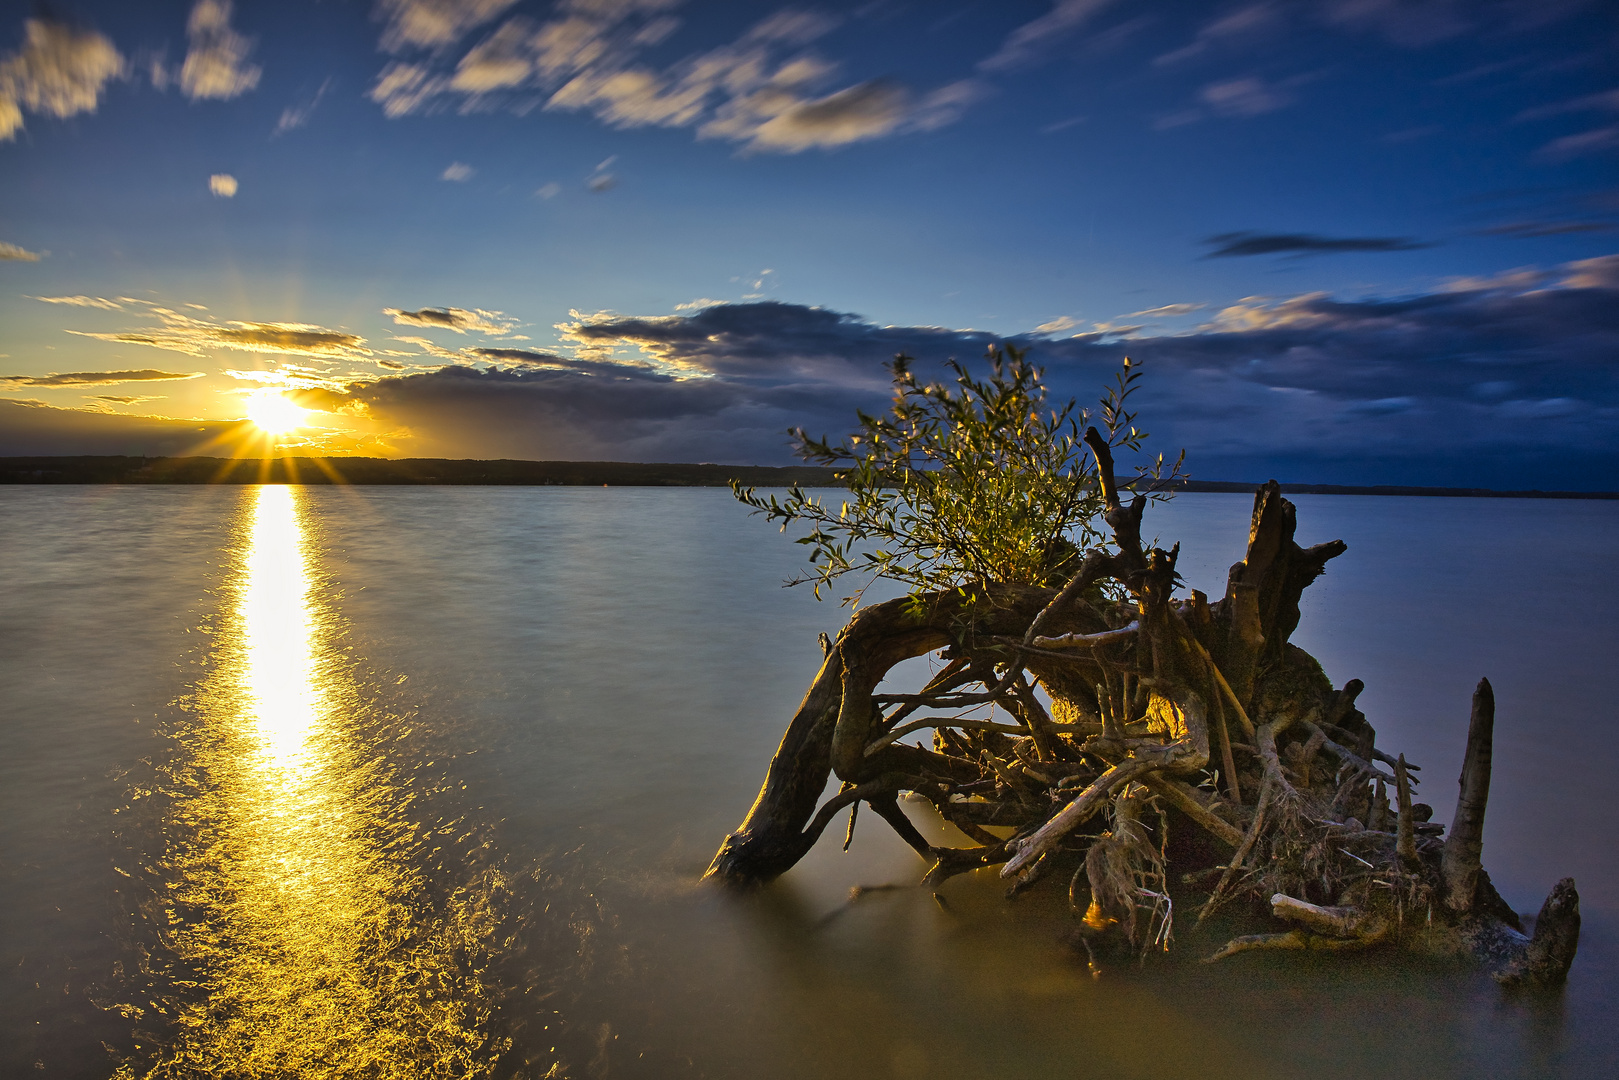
[2,486,1615,1078]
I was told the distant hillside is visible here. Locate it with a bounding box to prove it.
[0,456,1612,498]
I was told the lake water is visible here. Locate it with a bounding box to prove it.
[2,485,1616,1079]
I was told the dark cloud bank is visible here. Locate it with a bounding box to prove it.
[9,256,1617,489]
[1203,232,1432,258]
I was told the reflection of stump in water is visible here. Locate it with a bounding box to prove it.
[705,434,1580,986]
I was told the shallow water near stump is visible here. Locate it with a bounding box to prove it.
[1,486,1615,1078]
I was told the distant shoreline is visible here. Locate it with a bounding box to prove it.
[1,455,1614,500]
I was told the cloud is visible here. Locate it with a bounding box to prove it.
[93,395,163,404]
[370,4,981,152]
[1154,3,1281,66]
[2,241,44,261]
[385,306,516,334]
[67,307,372,361]
[389,334,466,360]
[1480,220,1616,238]
[180,0,261,101]
[1560,254,1619,289]
[977,0,1121,73]
[0,18,125,141]
[1200,75,1291,117]
[399,257,1619,483]
[441,161,475,181]
[209,173,238,197]
[465,347,572,366]
[1127,302,1206,318]
[1537,124,1619,161]
[1319,0,1473,47]
[1,369,204,388]
[10,258,1619,486]
[1515,87,1619,123]
[534,181,561,198]
[1203,231,1429,257]
[1035,315,1081,334]
[274,77,332,134]
[0,398,250,456]
[376,0,524,53]
[34,294,119,307]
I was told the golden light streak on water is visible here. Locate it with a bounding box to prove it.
[137,486,505,1079]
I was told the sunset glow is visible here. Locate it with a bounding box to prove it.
[244,393,308,437]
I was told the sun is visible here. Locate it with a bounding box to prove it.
[244,393,308,436]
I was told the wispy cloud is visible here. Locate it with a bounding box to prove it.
[1203,231,1430,257]
[274,78,332,135]
[385,306,516,335]
[180,0,261,102]
[977,0,1120,73]
[1200,75,1292,117]
[1127,302,1206,317]
[33,294,119,307]
[1154,3,1280,66]
[1515,86,1619,122]
[1,369,203,388]
[1537,124,1619,161]
[1,240,44,261]
[441,161,475,181]
[1480,220,1616,238]
[0,18,125,141]
[1318,0,1472,47]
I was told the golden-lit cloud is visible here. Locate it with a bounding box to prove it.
[33,294,120,307]
[209,173,239,197]
[0,18,125,141]
[1,241,43,261]
[66,307,372,361]
[1,368,204,387]
[180,0,261,101]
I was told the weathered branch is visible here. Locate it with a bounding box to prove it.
[1442,678,1494,912]
[1139,773,1243,847]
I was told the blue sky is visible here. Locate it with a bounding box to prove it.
[1,0,1615,487]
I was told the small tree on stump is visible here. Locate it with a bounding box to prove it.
[707,348,1579,986]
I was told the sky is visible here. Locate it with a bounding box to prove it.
[0,0,1615,488]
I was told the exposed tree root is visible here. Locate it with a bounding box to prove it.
[705,444,1580,988]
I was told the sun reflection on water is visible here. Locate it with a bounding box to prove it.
[240,485,320,777]
[139,485,506,1079]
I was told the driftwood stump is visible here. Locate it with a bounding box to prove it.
[706,436,1579,986]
